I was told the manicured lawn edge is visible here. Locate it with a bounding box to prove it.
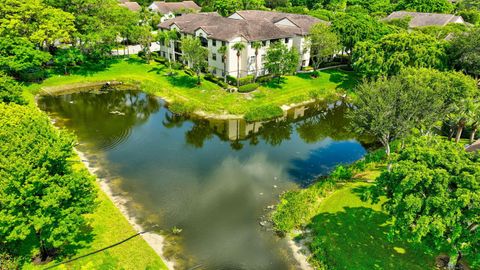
[21,91,169,269]
[26,58,357,121]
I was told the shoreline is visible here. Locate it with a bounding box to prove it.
[74,149,176,270]
[38,81,336,121]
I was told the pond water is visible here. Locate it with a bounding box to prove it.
[38,90,367,270]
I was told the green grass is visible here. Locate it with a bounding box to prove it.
[309,182,435,270]
[26,57,357,119]
[22,157,168,270]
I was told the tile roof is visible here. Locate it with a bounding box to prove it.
[119,1,141,12]
[150,1,200,14]
[466,140,480,152]
[159,11,322,41]
[385,11,465,28]
[232,10,325,35]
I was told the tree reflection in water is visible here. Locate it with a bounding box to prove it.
[162,100,364,149]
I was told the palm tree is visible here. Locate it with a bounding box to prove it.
[232,42,246,88]
[251,41,262,82]
[218,45,228,83]
[158,29,178,75]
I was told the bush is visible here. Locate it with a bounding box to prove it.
[244,104,283,122]
[0,73,26,105]
[168,101,196,114]
[227,75,254,86]
[0,253,19,270]
[256,74,274,84]
[204,73,228,88]
[184,68,195,77]
[226,75,237,85]
[152,55,167,65]
[238,75,254,86]
[330,165,353,181]
[238,83,259,93]
[171,62,184,70]
[308,88,325,100]
[272,179,336,232]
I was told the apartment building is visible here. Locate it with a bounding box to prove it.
[157,10,324,78]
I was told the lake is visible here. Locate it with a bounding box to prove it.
[38,90,367,270]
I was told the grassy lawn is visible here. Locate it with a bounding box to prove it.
[309,182,435,270]
[26,57,357,118]
[21,157,168,270]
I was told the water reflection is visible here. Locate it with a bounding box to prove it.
[38,90,367,270]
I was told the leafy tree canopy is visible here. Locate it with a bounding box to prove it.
[0,37,51,78]
[264,42,299,80]
[0,0,76,48]
[331,12,393,55]
[0,103,97,261]
[449,28,480,80]
[353,32,447,78]
[0,72,25,105]
[396,0,455,13]
[368,136,480,268]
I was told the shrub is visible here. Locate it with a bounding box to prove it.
[244,104,283,122]
[308,88,325,100]
[204,73,228,88]
[272,179,335,232]
[153,55,167,65]
[238,75,254,86]
[330,165,353,181]
[184,68,195,77]
[227,75,254,86]
[168,101,196,114]
[0,253,19,270]
[0,73,26,105]
[226,75,237,85]
[238,83,259,93]
[171,62,184,70]
[256,74,274,84]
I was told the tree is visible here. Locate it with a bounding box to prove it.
[54,48,84,75]
[306,23,340,71]
[398,68,478,141]
[251,41,262,81]
[0,0,76,50]
[264,42,299,82]
[353,32,447,78]
[134,25,155,63]
[367,136,479,269]
[0,37,51,78]
[218,45,228,83]
[0,73,25,105]
[181,36,208,85]
[396,0,454,13]
[331,12,392,57]
[348,77,424,156]
[468,102,480,143]
[232,42,246,87]
[449,29,480,81]
[158,29,178,74]
[0,104,96,261]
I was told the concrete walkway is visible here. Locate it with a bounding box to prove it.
[112,43,161,56]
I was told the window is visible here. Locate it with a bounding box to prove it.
[212,68,217,75]
[262,40,267,47]
[222,41,226,46]
[212,53,217,61]
[212,39,217,46]
[221,55,225,63]
[302,60,306,66]
[285,38,290,44]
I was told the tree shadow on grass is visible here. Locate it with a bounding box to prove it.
[165,74,198,88]
[263,77,287,89]
[322,69,358,91]
[71,59,121,77]
[308,207,434,270]
[148,66,166,75]
[11,223,95,267]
